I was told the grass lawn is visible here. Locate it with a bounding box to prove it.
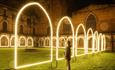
[0,48,115,70]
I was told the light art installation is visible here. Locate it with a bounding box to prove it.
[77,35,85,49]
[14,2,106,68]
[14,2,53,69]
[93,31,98,51]
[0,35,9,47]
[10,35,15,47]
[19,36,26,47]
[75,23,87,56]
[27,37,34,47]
[98,33,103,52]
[87,28,94,53]
[56,16,74,61]
[103,35,106,51]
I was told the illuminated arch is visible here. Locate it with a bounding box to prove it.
[19,36,26,47]
[77,35,84,49]
[53,37,56,47]
[56,16,74,60]
[59,37,65,47]
[10,35,15,47]
[39,38,45,47]
[27,37,33,47]
[14,2,53,69]
[93,31,98,51]
[75,23,87,56]
[102,34,106,51]
[67,36,73,47]
[0,35,9,47]
[98,33,103,52]
[45,37,50,47]
[38,39,41,47]
[104,35,106,51]
[87,28,94,53]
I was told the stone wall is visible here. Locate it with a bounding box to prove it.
[72,4,115,50]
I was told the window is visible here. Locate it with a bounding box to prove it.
[20,25,23,34]
[2,21,7,32]
[86,14,96,31]
[47,26,50,35]
[33,27,35,35]
[63,23,71,35]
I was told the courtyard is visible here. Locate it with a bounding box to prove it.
[0,48,115,70]
[0,0,115,70]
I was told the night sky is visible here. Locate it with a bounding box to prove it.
[67,0,115,16]
[68,0,115,11]
[0,0,115,15]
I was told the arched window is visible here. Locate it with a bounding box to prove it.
[20,38,25,46]
[63,23,71,35]
[33,27,35,35]
[86,14,96,31]
[47,26,50,35]
[20,25,23,34]
[2,21,7,32]
[1,36,8,46]
[28,39,32,46]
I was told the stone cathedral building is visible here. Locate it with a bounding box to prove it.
[0,0,68,48]
[72,4,115,51]
[0,1,114,51]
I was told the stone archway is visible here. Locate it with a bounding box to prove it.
[27,37,33,47]
[10,36,15,47]
[0,35,9,47]
[19,36,26,47]
[45,38,50,47]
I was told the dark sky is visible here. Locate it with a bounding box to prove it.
[68,0,115,12]
[0,0,115,15]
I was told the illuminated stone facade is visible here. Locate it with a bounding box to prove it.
[0,1,114,50]
[0,0,67,47]
[72,4,115,50]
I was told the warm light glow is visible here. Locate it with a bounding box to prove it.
[14,2,53,69]
[19,36,26,47]
[87,28,94,53]
[103,34,106,51]
[14,2,107,69]
[10,35,15,47]
[56,16,74,60]
[102,34,106,51]
[44,37,50,47]
[93,31,98,51]
[98,33,103,52]
[16,60,51,69]
[27,37,34,47]
[75,23,87,56]
[59,37,66,48]
[0,35,9,47]
[77,35,85,50]
[101,34,104,51]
